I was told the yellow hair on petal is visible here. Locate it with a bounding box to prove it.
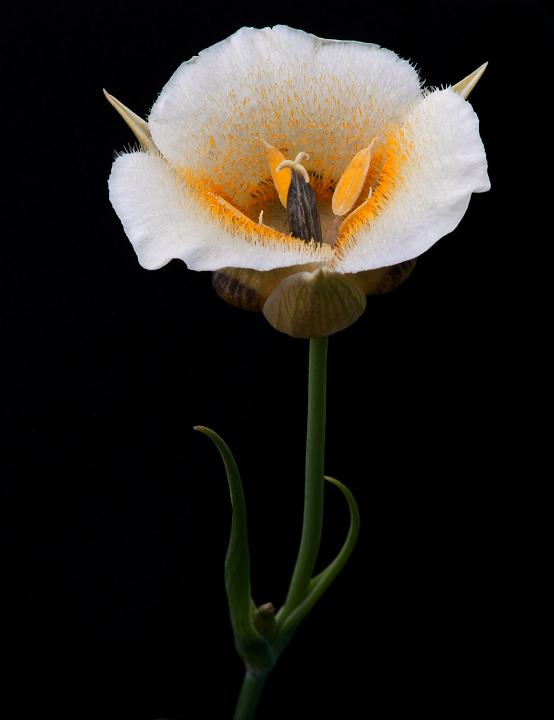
[177,168,332,259]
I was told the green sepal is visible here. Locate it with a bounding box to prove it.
[195,426,274,675]
[278,475,360,639]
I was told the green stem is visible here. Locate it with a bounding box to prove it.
[232,336,329,718]
[234,672,268,720]
[281,336,328,616]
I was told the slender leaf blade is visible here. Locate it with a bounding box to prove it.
[194,426,273,673]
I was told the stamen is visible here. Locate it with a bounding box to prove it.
[286,165,322,244]
[338,186,373,236]
[262,139,291,208]
[258,209,264,225]
[332,138,377,216]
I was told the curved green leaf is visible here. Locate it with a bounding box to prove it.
[194,426,274,674]
[278,475,360,640]
[308,476,360,593]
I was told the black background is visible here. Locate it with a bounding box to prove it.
[4,1,549,718]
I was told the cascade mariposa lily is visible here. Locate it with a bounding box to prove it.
[107,26,489,337]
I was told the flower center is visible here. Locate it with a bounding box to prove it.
[178,129,405,255]
[261,140,379,246]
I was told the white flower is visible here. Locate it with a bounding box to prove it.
[107,25,489,337]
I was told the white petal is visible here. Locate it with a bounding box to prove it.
[148,26,422,208]
[108,151,331,271]
[332,88,490,273]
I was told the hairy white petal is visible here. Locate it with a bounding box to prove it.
[148,26,422,207]
[108,152,331,271]
[333,88,490,273]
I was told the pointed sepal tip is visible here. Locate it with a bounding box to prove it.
[452,62,488,99]
[103,88,158,153]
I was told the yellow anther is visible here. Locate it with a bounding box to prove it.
[338,186,374,236]
[262,139,291,208]
[332,138,377,216]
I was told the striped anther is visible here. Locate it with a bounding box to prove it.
[286,170,323,244]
